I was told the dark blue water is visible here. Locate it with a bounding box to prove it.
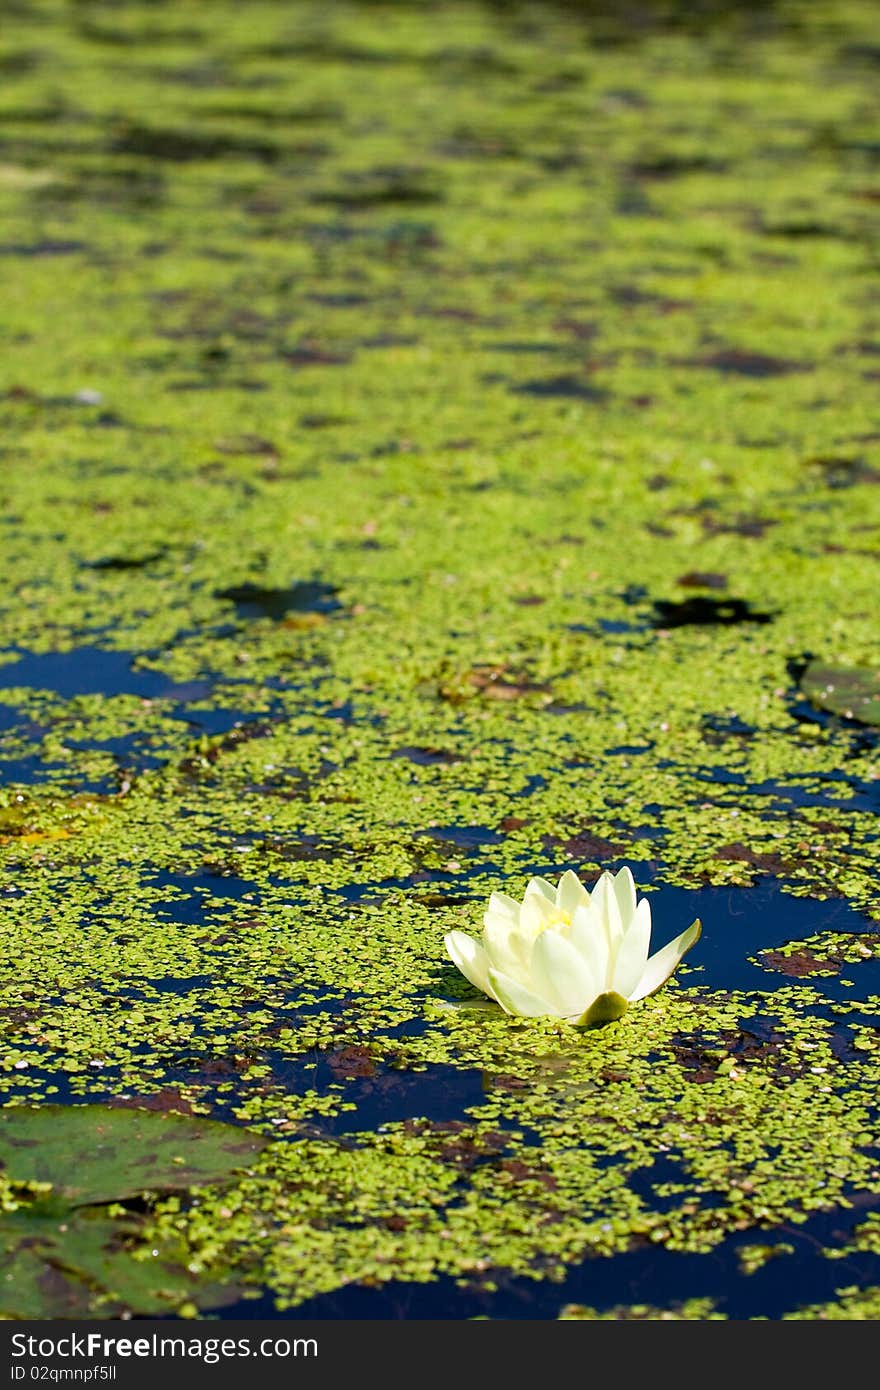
[210,1196,880,1320]
[0,646,206,701]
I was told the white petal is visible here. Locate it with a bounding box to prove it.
[611,897,652,998]
[487,967,558,1018]
[530,929,596,1017]
[556,868,590,915]
[524,876,556,902]
[483,918,533,982]
[483,891,522,927]
[519,891,559,938]
[612,865,638,928]
[628,919,702,1002]
[444,931,496,1002]
[568,904,613,991]
[589,872,625,948]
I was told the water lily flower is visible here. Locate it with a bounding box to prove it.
[444,867,701,1027]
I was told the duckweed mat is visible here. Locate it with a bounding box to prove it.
[0,0,879,1320]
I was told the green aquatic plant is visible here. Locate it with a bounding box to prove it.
[444,867,701,1025]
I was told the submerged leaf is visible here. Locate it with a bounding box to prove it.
[800,661,880,725]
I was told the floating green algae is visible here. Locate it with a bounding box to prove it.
[0,0,879,1320]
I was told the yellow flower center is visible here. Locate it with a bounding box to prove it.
[539,907,572,935]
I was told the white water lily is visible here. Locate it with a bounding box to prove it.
[444,867,701,1027]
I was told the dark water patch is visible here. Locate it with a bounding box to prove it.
[109,121,281,163]
[245,38,412,65]
[172,706,281,738]
[361,333,419,348]
[615,181,657,215]
[431,44,521,76]
[176,719,280,780]
[256,833,344,864]
[763,218,852,240]
[482,341,564,353]
[511,375,607,400]
[684,764,746,786]
[313,173,443,209]
[415,303,491,324]
[625,1153,715,1213]
[196,100,344,126]
[280,344,351,366]
[336,861,501,905]
[766,955,880,1007]
[596,618,645,634]
[837,41,880,65]
[423,825,506,851]
[0,239,87,258]
[77,19,208,47]
[518,773,548,797]
[299,412,351,428]
[673,761,878,812]
[670,1017,798,1083]
[701,714,756,745]
[0,648,203,702]
[701,511,776,538]
[845,727,880,757]
[216,581,342,621]
[167,376,266,393]
[152,871,263,925]
[307,291,370,307]
[655,878,879,995]
[0,704,25,735]
[0,753,65,788]
[803,454,880,487]
[392,745,465,766]
[631,152,727,178]
[690,348,807,377]
[82,551,166,572]
[209,1195,880,1320]
[149,975,215,995]
[0,49,42,76]
[65,732,166,774]
[651,596,773,628]
[367,221,441,253]
[552,317,597,341]
[610,286,691,312]
[745,771,880,814]
[264,1054,487,1137]
[542,828,629,864]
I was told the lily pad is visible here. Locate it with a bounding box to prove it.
[800,661,880,725]
[0,1207,238,1320]
[0,1104,269,1205]
[0,1106,269,1319]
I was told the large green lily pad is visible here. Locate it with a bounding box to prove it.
[800,661,880,726]
[0,1105,269,1318]
[0,1104,269,1205]
[0,1207,238,1320]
